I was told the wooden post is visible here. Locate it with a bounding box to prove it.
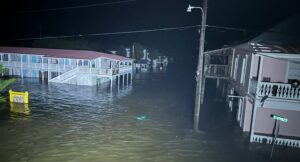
[194,0,208,131]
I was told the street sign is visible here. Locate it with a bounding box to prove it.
[272,115,288,123]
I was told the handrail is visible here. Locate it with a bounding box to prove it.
[49,67,78,82]
[257,81,300,100]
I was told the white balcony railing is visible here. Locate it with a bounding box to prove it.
[204,64,230,78]
[119,66,132,73]
[257,82,300,100]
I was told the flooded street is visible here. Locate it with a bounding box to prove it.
[1,67,300,162]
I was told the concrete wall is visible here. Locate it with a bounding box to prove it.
[262,57,288,83]
[255,107,300,137]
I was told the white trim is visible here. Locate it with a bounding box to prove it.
[230,49,236,78]
[285,61,290,83]
[247,53,255,94]
[240,57,246,84]
[233,54,239,80]
[258,56,264,82]
[257,52,300,59]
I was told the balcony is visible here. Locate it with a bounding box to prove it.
[257,82,300,100]
[204,64,230,79]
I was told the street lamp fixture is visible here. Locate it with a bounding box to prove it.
[186,4,203,13]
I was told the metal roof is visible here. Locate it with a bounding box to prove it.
[0,46,131,61]
[250,43,300,54]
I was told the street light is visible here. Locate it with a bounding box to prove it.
[187,1,207,131]
[186,4,203,14]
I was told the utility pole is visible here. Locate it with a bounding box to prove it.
[193,0,207,131]
[132,43,135,59]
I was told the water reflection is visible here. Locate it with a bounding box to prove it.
[9,103,30,115]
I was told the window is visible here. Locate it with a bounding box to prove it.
[22,55,28,62]
[59,59,64,65]
[37,56,42,63]
[64,59,69,65]
[31,56,37,63]
[3,54,9,61]
[83,60,89,66]
[32,70,38,78]
[50,58,58,64]
[11,54,21,62]
[43,58,48,63]
[78,60,83,66]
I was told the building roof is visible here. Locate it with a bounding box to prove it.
[250,43,300,63]
[250,43,300,54]
[0,46,131,61]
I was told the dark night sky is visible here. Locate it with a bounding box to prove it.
[0,0,299,63]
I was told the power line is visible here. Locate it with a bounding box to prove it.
[16,25,201,41]
[16,24,289,41]
[11,0,136,14]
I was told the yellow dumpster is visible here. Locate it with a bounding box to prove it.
[9,89,29,104]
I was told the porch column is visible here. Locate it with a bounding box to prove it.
[89,60,92,73]
[257,56,264,82]
[229,88,234,111]
[250,100,259,142]
[247,53,255,93]
[127,73,129,84]
[21,54,23,78]
[230,48,236,78]
[122,74,125,87]
[222,81,226,97]
[117,75,120,88]
[250,56,264,142]
[239,98,245,127]
[110,76,113,90]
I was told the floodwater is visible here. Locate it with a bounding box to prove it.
[1,67,300,162]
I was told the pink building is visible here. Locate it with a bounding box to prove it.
[203,16,300,147]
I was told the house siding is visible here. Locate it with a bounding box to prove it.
[262,57,288,82]
[255,108,300,137]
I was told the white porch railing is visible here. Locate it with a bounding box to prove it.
[79,67,114,75]
[257,82,300,100]
[251,134,300,148]
[204,64,230,78]
[119,66,132,74]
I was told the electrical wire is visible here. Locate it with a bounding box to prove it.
[16,25,201,41]
[16,24,289,41]
[11,0,135,14]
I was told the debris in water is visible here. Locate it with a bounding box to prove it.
[136,115,150,121]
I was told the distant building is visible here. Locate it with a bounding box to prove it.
[152,56,168,69]
[203,16,300,147]
[0,46,133,86]
[134,49,151,73]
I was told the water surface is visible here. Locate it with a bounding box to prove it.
[0,70,300,162]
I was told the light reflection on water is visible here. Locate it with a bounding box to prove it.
[0,72,300,162]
